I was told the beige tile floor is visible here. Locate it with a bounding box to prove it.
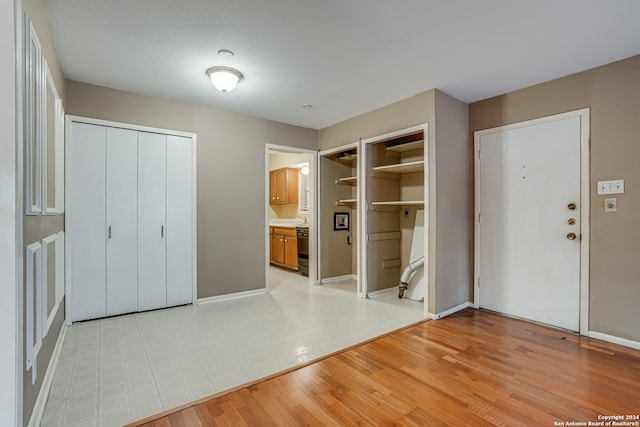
[40,268,423,427]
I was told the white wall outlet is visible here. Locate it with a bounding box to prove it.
[604,197,617,212]
[597,180,625,195]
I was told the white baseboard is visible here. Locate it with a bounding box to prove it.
[588,330,640,350]
[320,274,357,284]
[430,301,472,320]
[27,321,68,427]
[197,288,267,305]
[367,286,396,297]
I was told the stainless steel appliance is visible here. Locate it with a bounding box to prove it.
[296,226,309,276]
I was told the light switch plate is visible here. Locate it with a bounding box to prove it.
[597,180,624,195]
[604,198,617,212]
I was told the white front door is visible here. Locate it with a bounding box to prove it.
[475,113,586,331]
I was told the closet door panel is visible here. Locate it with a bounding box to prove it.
[166,135,193,306]
[69,122,107,321]
[138,132,167,311]
[106,127,138,316]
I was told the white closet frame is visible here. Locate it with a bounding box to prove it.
[318,141,362,297]
[360,123,429,319]
[64,116,198,325]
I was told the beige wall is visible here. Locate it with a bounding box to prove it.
[319,91,435,151]
[269,152,309,170]
[21,0,66,423]
[65,81,318,299]
[319,89,470,314]
[433,90,470,312]
[469,55,640,342]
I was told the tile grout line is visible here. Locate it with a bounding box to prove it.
[156,310,191,406]
[164,309,220,400]
[131,312,165,420]
[96,318,104,425]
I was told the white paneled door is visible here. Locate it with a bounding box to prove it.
[476,114,582,331]
[69,123,106,321]
[106,127,138,316]
[68,120,194,322]
[166,135,193,306]
[138,132,168,311]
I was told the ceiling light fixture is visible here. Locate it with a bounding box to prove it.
[217,49,235,59]
[206,66,243,93]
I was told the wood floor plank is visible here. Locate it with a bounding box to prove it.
[132,309,640,426]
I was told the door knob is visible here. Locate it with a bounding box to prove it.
[567,203,576,210]
[567,218,576,225]
[566,232,577,240]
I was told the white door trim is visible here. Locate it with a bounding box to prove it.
[65,115,197,138]
[473,108,590,334]
[65,116,198,325]
[12,1,24,425]
[360,123,429,318]
[318,141,361,297]
[265,144,319,292]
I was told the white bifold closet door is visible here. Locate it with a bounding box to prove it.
[137,132,193,311]
[69,122,193,322]
[138,132,168,311]
[70,124,140,319]
[69,123,107,321]
[105,127,138,316]
[166,135,193,306]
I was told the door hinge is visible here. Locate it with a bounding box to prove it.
[478,150,481,160]
[477,277,480,288]
[478,212,481,223]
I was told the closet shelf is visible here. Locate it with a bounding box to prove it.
[335,153,357,166]
[372,160,424,174]
[370,201,424,206]
[338,153,357,161]
[386,139,424,153]
[335,176,357,185]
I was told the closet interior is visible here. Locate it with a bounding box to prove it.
[364,129,425,301]
[319,146,359,290]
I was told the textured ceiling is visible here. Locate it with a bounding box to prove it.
[43,0,640,129]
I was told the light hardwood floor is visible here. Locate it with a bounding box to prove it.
[129,309,640,426]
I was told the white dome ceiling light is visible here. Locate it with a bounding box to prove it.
[206,66,244,93]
